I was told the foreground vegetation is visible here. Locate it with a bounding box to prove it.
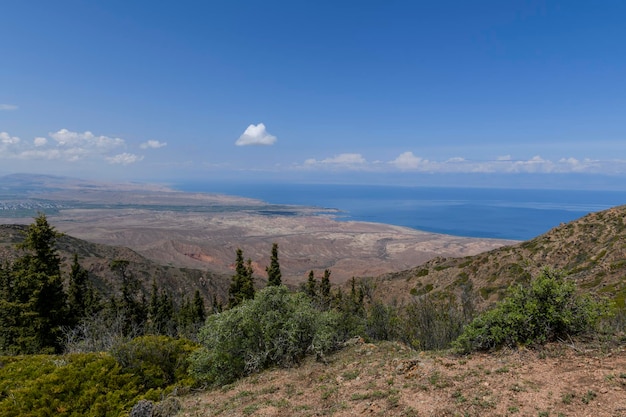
[0,214,624,416]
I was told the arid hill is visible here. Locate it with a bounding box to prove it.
[0,173,513,285]
[177,339,626,417]
[0,224,231,305]
[367,204,626,309]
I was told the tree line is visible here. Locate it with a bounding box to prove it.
[0,214,210,354]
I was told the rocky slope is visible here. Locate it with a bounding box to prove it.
[367,205,626,309]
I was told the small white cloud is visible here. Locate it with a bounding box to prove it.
[497,155,512,161]
[235,123,277,146]
[50,129,125,149]
[0,132,20,145]
[446,157,466,163]
[34,137,48,147]
[106,153,144,165]
[0,104,18,111]
[390,151,426,170]
[140,140,167,149]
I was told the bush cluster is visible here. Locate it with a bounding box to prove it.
[0,335,195,417]
[453,268,608,353]
[190,285,344,386]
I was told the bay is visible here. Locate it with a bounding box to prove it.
[175,182,625,241]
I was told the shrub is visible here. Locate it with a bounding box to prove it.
[0,353,143,417]
[190,285,344,386]
[110,335,198,389]
[399,296,467,351]
[453,268,608,353]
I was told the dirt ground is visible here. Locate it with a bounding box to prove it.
[177,339,626,417]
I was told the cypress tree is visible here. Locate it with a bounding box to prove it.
[305,270,317,298]
[67,254,89,325]
[228,248,255,307]
[266,243,282,286]
[320,269,331,308]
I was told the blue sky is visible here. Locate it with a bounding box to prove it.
[1,1,626,188]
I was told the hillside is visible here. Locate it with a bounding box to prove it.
[367,204,626,309]
[177,339,626,417]
[0,224,231,305]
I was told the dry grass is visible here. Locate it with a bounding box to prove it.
[177,338,626,417]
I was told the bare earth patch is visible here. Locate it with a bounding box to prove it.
[178,339,626,417]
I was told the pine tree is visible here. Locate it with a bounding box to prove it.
[228,248,255,307]
[192,290,206,324]
[320,269,332,309]
[67,254,89,325]
[3,214,68,353]
[110,259,146,336]
[266,243,282,286]
[305,270,317,298]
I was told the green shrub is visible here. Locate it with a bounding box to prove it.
[190,286,344,386]
[0,353,143,417]
[453,269,608,353]
[110,335,198,389]
[399,296,467,351]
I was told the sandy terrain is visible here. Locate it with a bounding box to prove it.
[5,207,512,285]
[0,178,515,284]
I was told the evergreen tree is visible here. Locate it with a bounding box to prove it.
[305,270,317,298]
[266,243,282,286]
[67,254,89,325]
[110,259,146,336]
[228,248,255,307]
[1,214,68,353]
[192,290,206,324]
[320,269,332,309]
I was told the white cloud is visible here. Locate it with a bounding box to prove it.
[390,151,427,170]
[305,153,367,167]
[34,137,47,147]
[0,104,18,111]
[235,123,277,146]
[497,155,512,161]
[50,129,125,149]
[106,153,143,165]
[0,132,20,145]
[140,140,167,149]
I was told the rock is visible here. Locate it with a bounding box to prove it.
[129,400,154,417]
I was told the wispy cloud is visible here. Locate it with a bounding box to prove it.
[299,150,626,175]
[0,104,18,111]
[106,153,144,165]
[140,140,167,149]
[305,153,366,165]
[235,123,277,146]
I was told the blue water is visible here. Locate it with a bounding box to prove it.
[175,182,625,241]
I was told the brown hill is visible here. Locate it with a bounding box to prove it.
[0,224,231,306]
[367,205,626,309]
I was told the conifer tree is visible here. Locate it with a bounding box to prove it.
[266,243,282,286]
[110,259,146,336]
[320,269,332,309]
[228,248,255,307]
[305,270,317,298]
[192,290,206,324]
[67,254,89,325]
[1,214,67,353]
